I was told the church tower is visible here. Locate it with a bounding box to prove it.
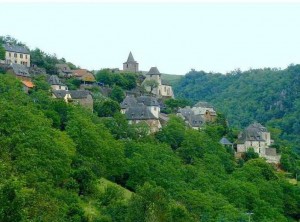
[123,52,139,73]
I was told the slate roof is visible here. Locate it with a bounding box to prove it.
[52,90,90,99]
[3,44,30,54]
[125,52,137,63]
[121,95,138,109]
[147,67,161,75]
[48,75,65,86]
[69,90,90,99]
[11,63,30,77]
[178,107,204,127]
[237,122,267,143]
[194,101,214,108]
[55,64,73,73]
[52,90,68,99]
[220,137,233,145]
[125,105,157,120]
[137,96,159,106]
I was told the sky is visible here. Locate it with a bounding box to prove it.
[1,2,300,75]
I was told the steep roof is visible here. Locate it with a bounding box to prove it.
[120,95,138,109]
[147,67,161,75]
[52,90,68,99]
[194,101,214,108]
[69,90,90,99]
[137,96,159,106]
[11,63,30,77]
[125,52,137,63]
[48,75,65,86]
[72,69,90,77]
[52,90,90,99]
[178,107,205,127]
[220,137,233,145]
[22,80,34,88]
[125,105,157,120]
[3,44,30,54]
[237,122,268,143]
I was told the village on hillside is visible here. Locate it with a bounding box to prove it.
[0,42,281,164]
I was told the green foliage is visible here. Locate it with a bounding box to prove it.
[244,148,259,161]
[94,99,121,117]
[66,78,82,90]
[156,115,186,150]
[163,98,192,113]
[95,69,137,90]
[109,85,125,103]
[174,66,300,174]
[0,73,299,221]
[0,44,5,60]
[142,79,158,93]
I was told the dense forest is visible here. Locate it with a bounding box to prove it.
[0,72,299,221]
[173,66,300,153]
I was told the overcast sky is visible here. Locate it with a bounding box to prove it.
[1,3,300,74]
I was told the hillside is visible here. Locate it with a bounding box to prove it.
[0,73,299,221]
[173,66,300,154]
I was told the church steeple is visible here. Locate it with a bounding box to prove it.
[123,52,139,73]
[127,51,135,63]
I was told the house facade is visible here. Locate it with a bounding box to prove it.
[236,123,280,164]
[1,44,30,67]
[48,75,68,90]
[143,67,174,98]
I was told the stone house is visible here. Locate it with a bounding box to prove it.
[72,69,96,84]
[55,64,73,78]
[52,90,93,111]
[1,44,30,67]
[177,107,205,130]
[120,95,162,132]
[143,67,174,98]
[123,52,139,73]
[48,75,68,91]
[236,123,280,164]
[7,63,31,81]
[192,101,217,122]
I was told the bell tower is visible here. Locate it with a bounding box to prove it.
[123,52,139,73]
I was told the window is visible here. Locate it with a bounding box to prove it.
[15,60,17,63]
[14,53,17,58]
[25,55,27,59]
[20,54,23,58]
[9,53,11,57]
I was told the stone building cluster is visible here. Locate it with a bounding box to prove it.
[120,95,161,133]
[177,101,217,129]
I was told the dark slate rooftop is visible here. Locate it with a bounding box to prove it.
[137,96,159,107]
[194,101,214,108]
[69,90,90,99]
[178,107,204,127]
[220,137,233,145]
[125,105,157,120]
[121,95,138,109]
[237,122,268,143]
[52,90,68,99]
[52,90,90,99]
[147,67,161,75]
[125,52,137,63]
[11,63,30,77]
[48,75,65,86]
[3,44,30,54]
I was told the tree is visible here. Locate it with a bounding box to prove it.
[109,86,125,103]
[142,79,159,94]
[94,99,120,117]
[0,44,5,60]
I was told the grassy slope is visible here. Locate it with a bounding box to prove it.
[80,178,132,220]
